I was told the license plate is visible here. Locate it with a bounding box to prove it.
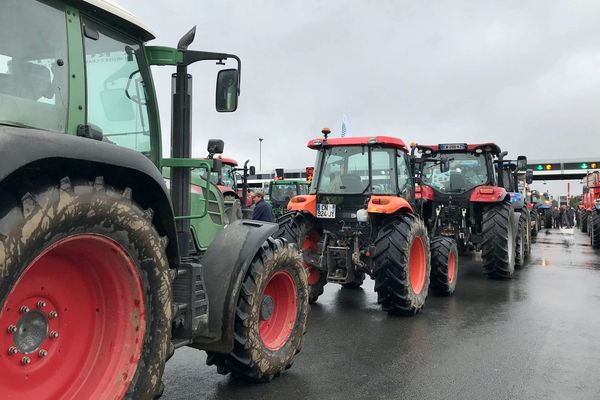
[439,143,467,151]
[317,203,336,218]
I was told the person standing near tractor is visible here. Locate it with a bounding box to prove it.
[252,190,275,222]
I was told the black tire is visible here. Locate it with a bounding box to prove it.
[276,212,326,304]
[544,211,552,229]
[531,209,539,237]
[581,212,588,233]
[429,236,458,296]
[591,212,600,249]
[373,214,431,316]
[515,213,527,268]
[481,202,516,279]
[206,238,309,382]
[0,177,171,400]
[341,272,365,289]
[223,195,242,225]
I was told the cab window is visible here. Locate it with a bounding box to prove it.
[83,19,151,153]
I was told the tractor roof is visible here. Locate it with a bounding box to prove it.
[307,136,407,152]
[78,0,155,41]
[416,142,502,155]
[215,155,238,166]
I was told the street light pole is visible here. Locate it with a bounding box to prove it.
[259,138,264,172]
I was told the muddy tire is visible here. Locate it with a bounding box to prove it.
[373,214,431,316]
[223,195,243,225]
[581,212,588,233]
[342,272,365,289]
[206,238,308,382]
[515,213,528,268]
[429,236,458,296]
[591,212,600,249]
[276,212,326,304]
[0,177,171,400]
[531,209,539,237]
[481,202,516,279]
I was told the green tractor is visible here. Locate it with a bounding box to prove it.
[0,1,309,399]
[267,171,310,219]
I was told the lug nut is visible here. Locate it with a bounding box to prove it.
[37,300,46,309]
[7,325,17,334]
[38,349,48,358]
[48,311,58,319]
[7,347,17,355]
[19,306,29,313]
[49,331,59,339]
[21,356,31,365]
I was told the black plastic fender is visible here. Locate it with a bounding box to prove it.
[0,127,179,263]
[193,219,279,353]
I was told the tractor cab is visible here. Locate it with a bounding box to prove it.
[416,143,502,202]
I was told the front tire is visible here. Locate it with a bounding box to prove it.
[429,236,458,296]
[206,238,308,382]
[591,212,600,249]
[481,202,516,279]
[515,213,528,268]
[373,214,431,316]
[581,212,588,233]
[0,177,171,400]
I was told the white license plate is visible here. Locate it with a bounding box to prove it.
[316,203,336,218]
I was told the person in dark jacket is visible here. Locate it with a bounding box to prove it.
[251,190,275,223]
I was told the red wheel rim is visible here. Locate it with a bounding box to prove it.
[0,234,146,400]
[303,231,321,286]
[409,237,426,294]
[258,271,298,351]
[448,251,456,283]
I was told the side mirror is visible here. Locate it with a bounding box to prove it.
[440,158,451,173]
[216,69,239,112]
[207,139,224,157]
[249,166,256,175]
[517,155,527,171]
[525,169,533,184]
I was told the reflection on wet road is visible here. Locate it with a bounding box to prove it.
[163,228,600,400]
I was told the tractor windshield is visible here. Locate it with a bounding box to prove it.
[0,0,69,132]
[422,153,489,193]
[270,183,297,203]
[210,164,237,189]
[312,146,396,194]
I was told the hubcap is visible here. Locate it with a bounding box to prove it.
[261,295,275,321]
[14,310,48,354]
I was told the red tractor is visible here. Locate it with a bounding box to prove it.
[580,171,600,248]
[277,129,458,315]
[414,143,520,278]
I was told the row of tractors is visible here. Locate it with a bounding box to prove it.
[276,129,536,312]
[0,1,540,399]
[578,171,600,248]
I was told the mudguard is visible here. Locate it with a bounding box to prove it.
[0,127,179,262]
[194,219,279,353]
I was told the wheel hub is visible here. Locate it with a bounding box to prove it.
[260,295,275,321]
[14,310,48,354]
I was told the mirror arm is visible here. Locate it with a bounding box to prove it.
[182,51,241,95]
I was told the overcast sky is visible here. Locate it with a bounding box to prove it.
[118,0,600,197]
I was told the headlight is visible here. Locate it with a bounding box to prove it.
[357,209,369,222]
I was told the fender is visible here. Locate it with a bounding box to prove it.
[288,194,317,216]
[415,185,434,201]
[0,127,179,263]
[469,186,509,203]
[368,195,413,214]
[193,219,279,353]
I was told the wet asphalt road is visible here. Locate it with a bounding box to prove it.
[163,228,600,400]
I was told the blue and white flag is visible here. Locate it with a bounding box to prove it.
[341,114,350,137]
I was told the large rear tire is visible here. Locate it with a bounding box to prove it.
[591,212,600,249]
[0,177,171,400]
[429,236,458,296]
[373,214,431,316]
[515,212,528,268]
[581,212,588,233]
[206,238,308,382]
[276,212,326,304]
[481,202,516,279]
[531,209,539,237]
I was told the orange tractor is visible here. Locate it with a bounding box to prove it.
[277,129,456,315]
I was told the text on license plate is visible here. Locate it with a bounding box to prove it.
[316,203,336,218]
